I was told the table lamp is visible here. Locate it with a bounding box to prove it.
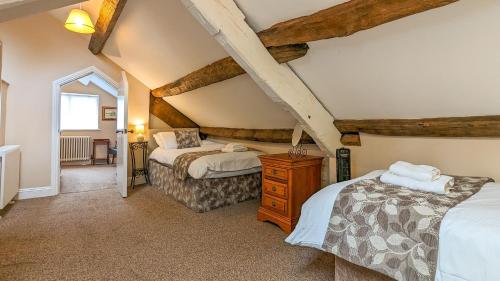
[135,124,145,142]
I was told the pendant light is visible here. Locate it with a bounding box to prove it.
[64,3,95,34]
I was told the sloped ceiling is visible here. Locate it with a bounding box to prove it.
[52,0,298,129]
[235,0,500,119]
[51,0,500,126]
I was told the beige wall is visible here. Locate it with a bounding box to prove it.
[127,73,150,135]
[207,135,500,185]
[210,137,332,186]
[0,81,8,146]
[60,82,117,161]
[0,13,150,189]
[351,135,500,182]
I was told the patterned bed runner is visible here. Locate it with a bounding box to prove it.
[172,150,223,180]
[322,176,493,281]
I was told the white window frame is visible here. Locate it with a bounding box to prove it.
[60,93,100,131]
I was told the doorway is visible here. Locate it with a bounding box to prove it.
[51,67,128,197]
[59,78,118,194]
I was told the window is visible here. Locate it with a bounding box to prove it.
[60,93,99,130]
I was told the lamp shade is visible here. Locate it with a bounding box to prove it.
[135,124,145,134]
[65,8,95,34]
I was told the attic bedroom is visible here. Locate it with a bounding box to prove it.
[0,0,499,280]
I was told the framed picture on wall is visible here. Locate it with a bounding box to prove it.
[102,106,117,121]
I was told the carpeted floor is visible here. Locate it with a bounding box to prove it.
[60,166,117,194]
[0,186,335,281]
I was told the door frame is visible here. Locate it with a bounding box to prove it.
[51,66,119,195]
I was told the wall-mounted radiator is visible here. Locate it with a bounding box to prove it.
[60,136,91,162]
[0,145,20,209]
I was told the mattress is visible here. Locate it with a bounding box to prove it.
[148,141,263,179]
[286,170,500,281]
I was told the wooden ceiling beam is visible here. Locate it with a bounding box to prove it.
[182,0,341,156]
[153,0,457,98]
[340,133,361,146]
[258,0,459,47]
[88,0,128,55]
[334,116,500,138]
[151,43,309,98]
[200,127,315,144]
[149,94,199,128]
[153,0,458,97]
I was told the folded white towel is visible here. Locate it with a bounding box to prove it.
[221,143,248,153]
[389,161,441,182]
[381,171,454,194]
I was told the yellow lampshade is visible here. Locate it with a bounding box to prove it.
[65,8,95,34]
[135,124,145,134]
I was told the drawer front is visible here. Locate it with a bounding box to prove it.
[263,166,288,181]
[262,194,287,215]
[263,180,288,199]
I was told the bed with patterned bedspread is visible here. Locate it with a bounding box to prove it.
[286,170,500,281]
[148,140,263,212]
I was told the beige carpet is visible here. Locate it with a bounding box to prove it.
[60,166,117,194]
[0,186,335,281]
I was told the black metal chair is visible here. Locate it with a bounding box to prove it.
[108,141,117,164]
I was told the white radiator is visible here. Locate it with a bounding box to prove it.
[60,136,91,162]
[0,145,20,209]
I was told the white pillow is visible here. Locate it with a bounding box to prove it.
[153,134,165,148]
[154,132,177,149]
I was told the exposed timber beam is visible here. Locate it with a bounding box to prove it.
[149,94,198,128]
[200,127,315,144]
[149,95,314,144]
[340,133,361,146]
[155,0,457,98]
[258,0,459,47]
[334,116,500,138]
[88,0,128,55]
[151,43,309,98]
[181,0,341,156]
[0,0,82,23]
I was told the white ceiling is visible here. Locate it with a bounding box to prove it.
[48,0,500,126]
[77,73,117,96]
[49,0,102,20]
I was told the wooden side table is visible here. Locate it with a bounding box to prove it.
[129,141,150,189]
[257,154,324,233]
[92,139,110,165]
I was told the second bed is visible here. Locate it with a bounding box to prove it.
[148,133,263,212]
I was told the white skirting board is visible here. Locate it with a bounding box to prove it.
[18,186,57,200]
[17,176,147,200]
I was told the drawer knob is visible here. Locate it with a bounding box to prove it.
[272,186,277,192]
[271,201,276,207]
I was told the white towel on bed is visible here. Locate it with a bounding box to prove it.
[389,161,441,182]
[221,143,248,153]
[381,171,454,194]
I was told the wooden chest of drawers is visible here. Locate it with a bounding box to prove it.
[257,154,323,234]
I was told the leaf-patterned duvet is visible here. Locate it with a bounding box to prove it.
[322,176,493,281]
